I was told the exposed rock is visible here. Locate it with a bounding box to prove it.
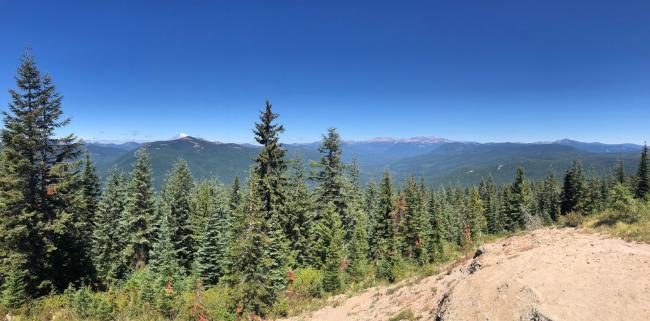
[473,247,486,259]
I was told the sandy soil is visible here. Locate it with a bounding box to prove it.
[282,228,650,321]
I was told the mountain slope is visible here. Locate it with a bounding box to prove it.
[89,137,641,188]
[282,229,650,321]
[110,136,260,188]
[388,142,638,185]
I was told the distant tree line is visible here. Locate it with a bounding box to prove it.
[1,51,649,319]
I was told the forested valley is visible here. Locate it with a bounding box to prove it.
[1,53,649,321]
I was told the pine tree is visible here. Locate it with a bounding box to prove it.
[561,160,586,214]
[479,176,501,233]
[228,101,289,317]
[157,159,195,274]
[427,190,444,261]
[80,152,100,245]
[614,159,626,185]
[92,168,128,282]
[123,148,156,270]
[504,167,529,231]
[285,155,313,267]
[400,176,428,264]
[371,171,396,259]
[635,144,649,200]
[320,203,345,293]
[364,181,379,259]
[373,171,401,282]
[229,176,242,213]
[467,187,486,243]
[227,173,276,318]
[195,182,230,286]
[1,257,28,309]
[312,128,351,241]
[540,171,560,222]
[345,161,369,279]
[0,50,85,297]
[150,210,181,280]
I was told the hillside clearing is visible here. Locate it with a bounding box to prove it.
[282,228,650,321]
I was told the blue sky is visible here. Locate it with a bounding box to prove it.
[0,0,649,144]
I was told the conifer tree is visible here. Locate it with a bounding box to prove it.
[312,128,351,241]
[157,159,195,274]
[150,210,181,279]
[400,176,428,264]
[227,173,276,318]
[228,101,289,317]
[504,167,529,231]
[92,168,128,282]
[373,171,401,282]
[364,181,379,258]
[371,171,396,259]
[540,171,560,222]
[614,159,626,185]
[635,144,649,200]
[229,176,242,213]
[123,148,156,270]
[427,190,445,261]
[561,160,586,214]
[345,161,369,279]
[195,182,230,286]
[467,187,486,243]
[320,203,345,293]
[285,155,313,267]
[80,152,100,245]
[0,50,85,296]
[479,176,501,233]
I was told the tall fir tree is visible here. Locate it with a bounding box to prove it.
[156,159,195,274]
[399,176,428,264]
[614,159,626,186]
[123,148,156,270]
[467,187,486,243]
[540,171,560,222]
[373,171,401,282]
[80,152,100,250]
[195,182,230,286]
[92,168,128,282]
[312,128,351,241]
[228,101,289,317]
[427,190,445,261]
[504,167,530,231]
[0,50,86,298]
[227,172,277,318]
[560,160,586,214]
[635,143,649,200]
[320,203,345,293]
[285,155,313,267]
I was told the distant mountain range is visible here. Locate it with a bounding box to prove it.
[83,136,644,189]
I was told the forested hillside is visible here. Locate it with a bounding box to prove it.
[1,52,649,321]
[86,136,641,190]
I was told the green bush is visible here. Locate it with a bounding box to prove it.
[64,285,116,321]
[560,211,584,227]
[291,268,324,298]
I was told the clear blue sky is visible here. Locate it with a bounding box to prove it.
[1,0,648,144]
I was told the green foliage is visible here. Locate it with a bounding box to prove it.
[321,204,345,293]
[0,49,85,299]
[635,144,649,200]
[559,211,584,228]
[154,159,195,274]
[291,268,324,298]
[561,160,586,214]
[92,168,128,282]
[195,181,230,286]
[504,167,530,231]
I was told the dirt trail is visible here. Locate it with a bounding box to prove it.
[282,228,650,321]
